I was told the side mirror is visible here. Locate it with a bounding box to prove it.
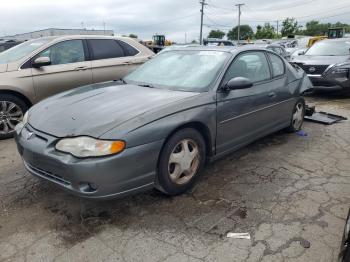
[224,77,253,91]
[32,57,51,68]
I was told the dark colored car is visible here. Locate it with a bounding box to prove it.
[15,46,312,199]
[292,38,350,93]
[255,44,291,61]
[339,210,350,262]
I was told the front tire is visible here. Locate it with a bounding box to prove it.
[156,128,206,196]
[287,98,305,133]
[0,94,28,139]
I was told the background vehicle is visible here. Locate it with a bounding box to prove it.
[203,38,235,46]
[15,46,312,199]
[0,40,23,52]
[328,27,346,39]
[255,44,291,60]
[144,34,172,53]
[0,35,154,139]
[339,210,350,262]
[292,38,350,93]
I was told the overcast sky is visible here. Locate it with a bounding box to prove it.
[1,0,350,42]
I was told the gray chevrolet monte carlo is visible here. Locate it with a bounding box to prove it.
[15,46,313,199]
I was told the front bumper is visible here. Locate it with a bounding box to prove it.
[307,74,349,91]
[15,123,163,199]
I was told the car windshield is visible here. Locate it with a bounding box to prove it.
[0,38,51,64]
[305,40,350,56]
[124,50,230,92]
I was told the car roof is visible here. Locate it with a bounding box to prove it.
[28,35,132,42]
[162,45,270,54]
[323,38,350,42]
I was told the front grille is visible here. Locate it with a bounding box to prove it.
[294,63,329,75]
[26,162,71,186]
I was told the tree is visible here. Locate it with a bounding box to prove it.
[207,30,226,39]
[303,20,329,36]
[128,34,138,39]
[255,23,276,39]
[281,18,300,37]
[227,25,254,41]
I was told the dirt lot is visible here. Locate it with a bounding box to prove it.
[0,95,349,262]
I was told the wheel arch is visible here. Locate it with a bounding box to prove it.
[161,121,214,159]
[0,89,33,109]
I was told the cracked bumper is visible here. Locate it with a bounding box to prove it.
[14,123,163,199]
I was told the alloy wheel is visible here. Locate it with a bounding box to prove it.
[292,102,304,130]
[168,139,200,185]
[0,101,23,136]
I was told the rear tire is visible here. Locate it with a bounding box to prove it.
[287,98,305,133]
[156,128,206,196]
[0,94,28,140]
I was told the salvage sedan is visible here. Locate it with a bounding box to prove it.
[15,46,312,199]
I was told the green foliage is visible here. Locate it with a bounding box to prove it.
[128,34,138,39]
[227,25,254,40]
[255,23,276,39]
[281,18,300,37]
[208,30,226,39]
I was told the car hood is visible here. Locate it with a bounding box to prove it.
[0,63,8,73]
[292,55,349,65]
[28,82,200,138]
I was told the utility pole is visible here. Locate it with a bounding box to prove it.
[276,20,279,37]
[235,3,244,45]
[199,0,207,45]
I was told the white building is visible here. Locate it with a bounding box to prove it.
[3,28,114,41]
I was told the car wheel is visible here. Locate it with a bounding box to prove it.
[156,128,206,196]
[287,98,305,132]
[339,211,350,262]
[0,94,28,139]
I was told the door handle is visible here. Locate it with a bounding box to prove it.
[268,92,277,98]
[74,66,88,71]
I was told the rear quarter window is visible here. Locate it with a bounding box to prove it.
[89,39,125,60]
[117,40,139,56]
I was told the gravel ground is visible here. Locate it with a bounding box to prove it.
[0,94,349,262]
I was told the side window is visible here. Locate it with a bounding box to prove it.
[89,39,125,60]
[268,53,285,77]
[37,40,85,65]
[223,51,271,84]
[117,40,139,56]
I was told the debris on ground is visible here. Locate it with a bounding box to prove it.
[297,130,308,137]
[300,239,311,249]
[305,111,348,125]
[226,232,251,239]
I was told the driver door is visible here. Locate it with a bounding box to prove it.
[216,51,277,155]
[31,40,93,101]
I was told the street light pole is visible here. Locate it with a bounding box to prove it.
[235,3,244,45]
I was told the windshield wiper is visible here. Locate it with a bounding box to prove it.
[138,83,155,88]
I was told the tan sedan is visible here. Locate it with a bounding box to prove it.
[0,35,154,138]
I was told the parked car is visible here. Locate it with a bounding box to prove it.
[339,209,350,262]
[15,46,312,199]
[0,35,154,139]
[0,40,23,53]
[255,44,291,61]
[204,38,235,46]
[292,38,350,93]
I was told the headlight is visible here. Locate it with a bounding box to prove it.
[332,68,349,74]
[22,111,29,125]
[55,136,126,158]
